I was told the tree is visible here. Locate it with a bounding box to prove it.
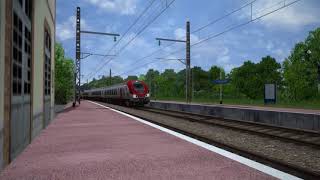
[191,66,210,95]
[145,69,160,97]
[230,56,281,99]
[209,66,225,81]
[208,65,225,94]
[176,69,186,97]
[55,43,74,104]
[138,74,146,81]
[158,69,177,97]
[231,61,260,99]
[257,56,282,85]
[283,28,320,100]
[126,75,138,81]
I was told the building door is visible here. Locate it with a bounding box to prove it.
[10,0,32,159]
[43,28,51,127]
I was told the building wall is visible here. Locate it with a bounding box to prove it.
[0,0,6,169]
[32,0,55,138]
[0,0,55,169]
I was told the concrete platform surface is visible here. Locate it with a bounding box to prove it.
[0,101,291,180]
[151,100,319,115]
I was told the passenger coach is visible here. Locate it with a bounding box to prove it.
[82,80,150,106]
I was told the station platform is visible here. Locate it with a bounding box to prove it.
[150,100,320,114]
[0,101,298,180]
[148,100,320,132]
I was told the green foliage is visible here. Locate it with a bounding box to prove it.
[145,69,160,97]
[55,43,74,104]
[138,74,146,81]
[231,56,281,99]
[85,76,124,89]
[208,66,225,93]
[126,75,138,81]
[282,28,320,101]
[192,66,210,92]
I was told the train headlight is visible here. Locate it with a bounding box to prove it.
[133,94,137,98]
[146,93,150,97]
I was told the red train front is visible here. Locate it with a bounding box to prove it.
[126,80,150,106]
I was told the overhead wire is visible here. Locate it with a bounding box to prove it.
[86,0,176,81]
[115,0,303,77]
[116,0,258,74]
[85,0,157,79]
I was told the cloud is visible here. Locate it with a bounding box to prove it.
[250,0,320,30]
[266,41,274,51]
[242,29,265,37]
[149,18,176,34]
[174,28,199,42]
[214,47,237,72]
[192,40,238,72]
[84,0,138,15]
[56,16,88,41]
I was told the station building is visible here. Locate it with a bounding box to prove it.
[0,0,56,168]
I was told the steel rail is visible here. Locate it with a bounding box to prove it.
[138,107,320,148]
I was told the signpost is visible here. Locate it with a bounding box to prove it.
[212,77,230,104]
[212,79,230,84]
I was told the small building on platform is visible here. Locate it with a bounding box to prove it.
[0,0,56,169]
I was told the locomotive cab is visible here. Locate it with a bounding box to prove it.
[127,80,150,105]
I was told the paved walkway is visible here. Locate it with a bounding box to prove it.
[1,101,280,180]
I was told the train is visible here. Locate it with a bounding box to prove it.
[81,80,150,106]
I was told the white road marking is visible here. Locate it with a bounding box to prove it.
[89,101,301,180]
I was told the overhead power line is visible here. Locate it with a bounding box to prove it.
[114,0,258,74]
[86,0,176,81]
[85,0,156,79]
[192,0,258,33]
[115,0,303,77]
[171,0,303,56]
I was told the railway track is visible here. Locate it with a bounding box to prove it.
[137,107,320,149]
[93,101,320,179]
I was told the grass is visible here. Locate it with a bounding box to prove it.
[151,96,320,110]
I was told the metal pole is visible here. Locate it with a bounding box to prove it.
[186,21,191,103]
[192,68,194,100]
[74,7,81,107]
[185,65,188,103]
[109,68,112,85]
[73,72,76,107]
[219,69,223,104]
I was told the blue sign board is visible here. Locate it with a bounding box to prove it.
[212,79,230,84]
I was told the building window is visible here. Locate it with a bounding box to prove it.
[13,0,32,97]
[24,0,32,20]
[24,26,31,94]
[12,13,23,95]
[44,29,51,96]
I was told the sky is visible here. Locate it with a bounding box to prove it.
[56,0,320,83]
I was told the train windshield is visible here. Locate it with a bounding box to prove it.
[133,82,144,92]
